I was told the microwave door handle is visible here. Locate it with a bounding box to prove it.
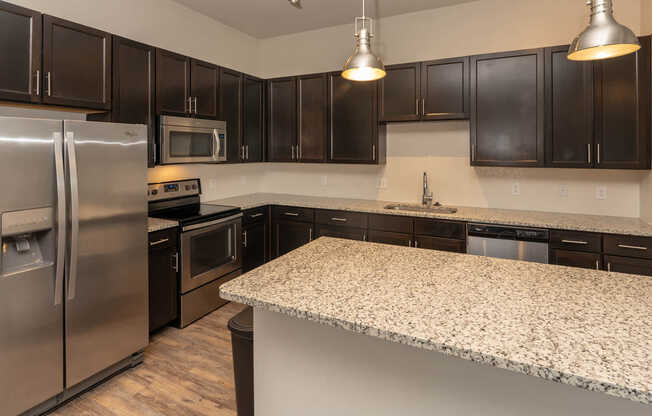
[54,132,66,305]
[213,129,221,160]
[66,131,80,301]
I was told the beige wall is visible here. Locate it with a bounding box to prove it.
[253,0,648,217]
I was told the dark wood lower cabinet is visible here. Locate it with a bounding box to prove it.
[315,224,366,241]
[368,230,412,247]
[148,228,178,333]
[273,219,313,258]
[550,249,601,270]
[604,255,652,276]
[415,235,466,253]
[243,221,267,273]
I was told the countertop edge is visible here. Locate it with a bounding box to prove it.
[220,289,652,406]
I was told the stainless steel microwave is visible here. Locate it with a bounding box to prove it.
[159,115,227,164]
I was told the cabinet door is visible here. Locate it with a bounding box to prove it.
[470,49,544,166]
[112,37,155,167]
[42,15,111,110]
[148,230,178,333]
[421,57,469,120]
[604,255,652,276]
[0,1,41,103]
[297,73,328,162]
[550,249,601,271]
[219,68,243,163]
[267,77,297,162]
[595,36,651,170]
[156,48,190,116]
[415,235,466,253]
[273,219,312,258]
[243,222,267,272]
[329,73,380,163]
[191,59,218,119]
[243,75,264,163]
[315,224,366,241]
[380,63,420,122]
[368,230,413,247]
[545,46,594,168]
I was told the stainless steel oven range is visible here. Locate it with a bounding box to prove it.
[148,179,241,327]
[159,115,227,164]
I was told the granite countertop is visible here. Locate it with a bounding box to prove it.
[220,237,652,405]
[148,217,178,233]
[206,193,652,237]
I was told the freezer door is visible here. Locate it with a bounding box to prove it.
[0,117,64,415]
[63,120,148,388]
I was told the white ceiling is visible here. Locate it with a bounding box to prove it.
[172,0,477,39]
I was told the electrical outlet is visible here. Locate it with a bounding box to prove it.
[559,184,569,198]
[511,182,521,196]
[377,177,388,189]
[321,175,328,186]
[595,186,607,200]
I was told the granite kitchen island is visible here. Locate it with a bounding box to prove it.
[220,237,652,415]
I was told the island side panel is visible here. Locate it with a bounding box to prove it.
[254,309,650,416]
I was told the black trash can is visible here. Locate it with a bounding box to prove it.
[228,307,254,416]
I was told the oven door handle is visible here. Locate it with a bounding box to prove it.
[182,213,243,233]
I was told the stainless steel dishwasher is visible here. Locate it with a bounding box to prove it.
[467,223,549,264]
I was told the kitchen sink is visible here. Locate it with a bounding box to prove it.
[384,203,458,214]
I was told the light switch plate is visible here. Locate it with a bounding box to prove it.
[511,182,521,196]
[595,186,607,200]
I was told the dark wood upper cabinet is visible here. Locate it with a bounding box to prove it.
[594,35,651,170]
[219,67,243,163]
[243,74,264,163]
[267,77,297,162]
[111,37,155,167]
[297,73,328,162]
[470,48,544,167]
[545,46,594,168]
[329,73,386,164]
[42,15,111,110]
[380,63,420,122]
[421,56,469,120]
[0,1,41,103]
[190,59,218,119]
[156,48,190,116]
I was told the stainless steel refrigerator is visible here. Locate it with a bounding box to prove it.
[0,117,149,416]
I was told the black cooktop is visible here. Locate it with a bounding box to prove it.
[151,204,241,226]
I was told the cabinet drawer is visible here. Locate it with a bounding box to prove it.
[316,209,368,228]
[550,249,601,270]
[148,228,178,250]
[604,255,652,276]
[414,218,466,240]
[603,234,652,259]
[368,214,413,234]
[243,206,268,225]
[316,224,366,241]
[550,230,601,252]
[272,206,314,223]
[414,236,466,253]
[368,230,412,247]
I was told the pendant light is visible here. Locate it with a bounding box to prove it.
[342,0,386,82]
[568,0,640,61]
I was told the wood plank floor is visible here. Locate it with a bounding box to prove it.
[51,302,248,416]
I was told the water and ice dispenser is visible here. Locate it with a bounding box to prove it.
[0,207,55,277]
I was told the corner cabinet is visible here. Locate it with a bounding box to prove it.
[242,75,265,163]
[470,48,545,167]
[219,67,243,163]
[329,72,386,164]
[42,15,112,110]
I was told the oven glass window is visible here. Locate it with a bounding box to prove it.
[190,226,233,278]
[169,131,213,157]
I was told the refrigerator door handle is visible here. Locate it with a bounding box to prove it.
[54,131,66,305]
[66,131,80,301]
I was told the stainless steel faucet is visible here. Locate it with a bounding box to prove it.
[422,172,433,207]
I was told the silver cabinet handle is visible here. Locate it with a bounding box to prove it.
[53,132,66,305]
[607,262,612,272]
[172,253,179,272]
[414,240,419,248]
[415,98,419,116]
[331,218,347,222]
[284,212,299,217]
[241,145,246,160]
[408,240,412,247]
[66,132,80,301]
[186,96,192,114]
[243,230,248,248]
[46,71,52,96]
[372,144,376,161]
[617,244,648,251]
[597,143,601,164]
[149,238,169,247]
[363,232,367,241]
[422,98,425,116]
[194,97,198,114]
[595,259,600,270]
[309,227,313,241]
[291,145,295,160]
[250,213,264,218]
[562,240,589,245]
[246,145,249,160]
[587,143,591,164]
[35,70,40,96]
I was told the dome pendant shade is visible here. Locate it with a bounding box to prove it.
[342,3,386,82]
[568,0,640,61]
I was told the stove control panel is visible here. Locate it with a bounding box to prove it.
[148,179,200,202]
